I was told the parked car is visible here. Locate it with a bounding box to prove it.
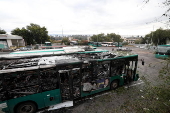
[0,48,14,52]
[16,47,32,51]
[117,47,132,52]
[139,46,145,49]
[10,46,17,50]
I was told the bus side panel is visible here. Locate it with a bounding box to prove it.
[81,78,111,97]
[155,54,169,59]
[7,93,44,113]
[110,75,124,86]
[80,76,124,97]
[81,87,110,97]
[7,89,61,113]
[41,89,62,107]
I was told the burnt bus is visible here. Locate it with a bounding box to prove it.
[0,50,138,113]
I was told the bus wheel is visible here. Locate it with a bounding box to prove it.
[16,102,37,113]
[111,80,119,90]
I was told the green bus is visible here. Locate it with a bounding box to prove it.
[0,50,139,113]
[88,42,102,47]
[114,42,122,47]
[45,42,52,46]
[155,45,170,59]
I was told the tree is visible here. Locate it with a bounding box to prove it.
[106,33,123,42]
[107,33,116,42]
[79,40,88,45]
[11,23,50,45]
[90,33,105,42]
[144,34,151,44]
[134,39,141,44]
[0,28,6,34]
[90,33,123,42]
[62,37,70,45]
[26,23,49,45]
[122,42,128,46]
[145,28,170,45]
[90,35,97,42]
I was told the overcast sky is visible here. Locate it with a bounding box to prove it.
[0,0,169,36]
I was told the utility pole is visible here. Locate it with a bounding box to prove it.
[62,28,63,38]
[61,25,63,38]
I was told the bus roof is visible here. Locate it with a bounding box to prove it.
[0,53,138,74]
[1,48,109,59]
[158,45,170,47]
[0,55,84,74]
[0,46,138,73]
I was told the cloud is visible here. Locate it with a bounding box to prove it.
[0,0,168,35]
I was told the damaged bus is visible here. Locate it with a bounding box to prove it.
[0,49,139,113]
[155,45,170,59]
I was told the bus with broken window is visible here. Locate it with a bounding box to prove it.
[0,49,139,113]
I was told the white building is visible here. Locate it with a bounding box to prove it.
[0,34,25,48]
[68,37,74,41]
[122,36,140,44]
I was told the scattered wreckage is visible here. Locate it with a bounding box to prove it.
[0,46,139,113]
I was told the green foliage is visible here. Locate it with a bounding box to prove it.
[11,23,49,45]
[134,86,170,113]
[107,33,123,42]
[140,37,147,44]
[122,42,128,45]
[90,33,105,42]
[79,40,88,45]
[0,28,6,34]
[145,28,170,45]
[62,37,70,45]
[134,39,141,44]
[90,33,123,42]
[159,58,170,79]
[133,58,170,113]
[141,34,151,44]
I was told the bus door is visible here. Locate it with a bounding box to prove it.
[70,68,81,99]
[59,67,81,101]
[123,58,138,83]
[59,70,71,101]
[40,69,60,107]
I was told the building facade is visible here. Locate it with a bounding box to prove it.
[0,34,25,48]
[122,36,140,44]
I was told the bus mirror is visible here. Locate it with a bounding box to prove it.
[141,59,144,65]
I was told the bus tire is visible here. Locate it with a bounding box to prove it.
[110,80,119,90]
[15,102,37,113]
